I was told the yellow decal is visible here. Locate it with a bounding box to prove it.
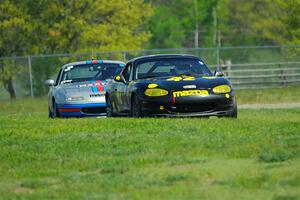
[173,90,209,98]
[115,75,121,81]
[167,76,195,81]
[225,94,230,98]
[148,83,158,88]
[159,105,164,110]
[167,77,182,81]
[183,76,195,81]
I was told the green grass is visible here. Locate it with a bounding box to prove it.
[0,84,9,100]
[235,86,300,104]
[0,93,299,199]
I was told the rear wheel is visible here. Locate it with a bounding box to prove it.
[106,95,115,117]
[131,95,143,117]
[52,100,60,118]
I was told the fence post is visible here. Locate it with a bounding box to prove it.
[123,51,127,61]
[279,63,285,86]
[216,46,220,71]
[28,55,34,98]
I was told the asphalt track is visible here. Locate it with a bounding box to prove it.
[238,103,300,109]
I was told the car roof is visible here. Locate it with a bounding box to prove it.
[127,54,202,63]
[62,60,126,69]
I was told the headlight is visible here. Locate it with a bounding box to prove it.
[66,96,85,101]
[212,85,231,94]
[145,88,168,96]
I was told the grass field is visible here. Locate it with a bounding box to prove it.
[0,87,299,199]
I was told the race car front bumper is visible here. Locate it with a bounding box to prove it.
[57,102,106,117]
[138,93,235,117]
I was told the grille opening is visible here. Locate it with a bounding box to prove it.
[81,107,106,114]
[168,103,216,113]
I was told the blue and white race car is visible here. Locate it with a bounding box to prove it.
[45,59,125,118]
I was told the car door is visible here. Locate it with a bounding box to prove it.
[114,63,133,113]
[49,68,62,109]
[122,63,135,112]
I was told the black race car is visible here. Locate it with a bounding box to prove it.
[105,54,237,118]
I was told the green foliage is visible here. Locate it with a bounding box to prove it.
[0,1,32,98]
[146,0,300,48]
[0,1,31,56]
[22,0,153,53]
[146,6,186,48]
[258,151,295,163]
[216,0,300,46]
[146,0,218,48]
[0,0,153,97]
[275,0,300,44]
[1,0,300,98]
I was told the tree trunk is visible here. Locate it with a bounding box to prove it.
[3,78,16,99]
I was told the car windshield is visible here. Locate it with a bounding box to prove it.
[60,63,123,84]
[135,58,213,79]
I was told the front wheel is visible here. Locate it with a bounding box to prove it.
[52,100,60,118]
[228,100,237,118]
[131,95,143,117]
[48,107,53,118]
[106,96,115,117]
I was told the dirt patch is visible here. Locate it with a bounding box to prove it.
[10,186,34,194]
[239,103,300,109]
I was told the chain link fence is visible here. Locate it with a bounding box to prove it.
[0,45,300,100]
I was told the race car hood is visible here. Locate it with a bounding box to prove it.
[60,80,109,102]
[137,75,227,91]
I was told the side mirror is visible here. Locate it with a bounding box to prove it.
[114,75,126,83]
[214,71,224,77]
[45,79,55,86]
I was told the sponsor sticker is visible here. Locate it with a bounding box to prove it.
[89,96,105,102]
[202,76,216,79]
[64,66,74,72]
[173,90,208,98]
[183,85,196,89]
[90,93,105,97]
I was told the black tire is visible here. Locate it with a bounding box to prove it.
[228,100,237,118]
[106,95,115,117]
[131,95,143,117]
[48,107,53,118]
[52,100,60,118]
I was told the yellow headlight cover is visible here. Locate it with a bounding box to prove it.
[145,88,168,96]
[212,85,231,94]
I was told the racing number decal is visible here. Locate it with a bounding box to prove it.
[167,77,182,81]
[167,76,196,81]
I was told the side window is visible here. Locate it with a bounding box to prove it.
[55,69,62,86]
[122,63,132,82]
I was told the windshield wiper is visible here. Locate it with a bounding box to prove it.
[141,75,157,79]
[177,72,196,76]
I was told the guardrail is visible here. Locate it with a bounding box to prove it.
[219,62,300,89]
